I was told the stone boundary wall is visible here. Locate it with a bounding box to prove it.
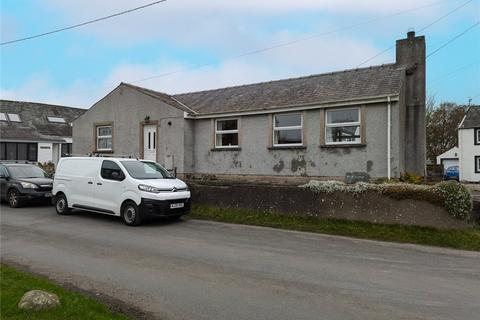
[189,183,470,230]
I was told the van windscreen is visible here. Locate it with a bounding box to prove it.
[121,161,173,179]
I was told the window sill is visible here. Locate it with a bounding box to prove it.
[211,147,241,152]
[93,150,114,154]
[320,144,366,148]
[268,146,307,150]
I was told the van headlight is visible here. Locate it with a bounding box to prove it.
[138,184,161,193]
[20,182,38,189]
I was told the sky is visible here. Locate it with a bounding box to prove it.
[0,0,479,109]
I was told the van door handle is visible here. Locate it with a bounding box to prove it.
[97,182,103,186]
[87,181,93,184]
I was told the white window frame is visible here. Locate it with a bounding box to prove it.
[273,113,303,147]
[7,113,21,122]
[0,113,7,121]
[96,125,113,151]
[215,118,239,148]
[47,116,66,123]
[325,107,361,145]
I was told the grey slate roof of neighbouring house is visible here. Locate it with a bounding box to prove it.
[459,105,480,129]
[172,64,404,115]
[0,100,86,142]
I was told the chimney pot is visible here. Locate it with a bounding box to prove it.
[407,30,415,39]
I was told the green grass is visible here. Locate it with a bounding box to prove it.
[189,205,480,251]
[0,264,128,320]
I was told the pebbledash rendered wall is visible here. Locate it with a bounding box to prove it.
[72,85,191,174]
[190,183,470,229]
[190,101,404,179]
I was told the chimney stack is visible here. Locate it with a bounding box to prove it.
[396,31,426,175]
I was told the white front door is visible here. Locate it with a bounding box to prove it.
[143,125,157,161]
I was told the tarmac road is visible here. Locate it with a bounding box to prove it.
[1,204,479,320]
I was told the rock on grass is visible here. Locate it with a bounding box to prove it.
[18,290,60,311]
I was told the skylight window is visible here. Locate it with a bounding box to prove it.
[0,113,7,121]
[7,113,21,122]
[47,116,66,123]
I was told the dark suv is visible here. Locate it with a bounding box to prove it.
[0,162,53,208]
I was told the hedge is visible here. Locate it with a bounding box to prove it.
[301,180,473,221]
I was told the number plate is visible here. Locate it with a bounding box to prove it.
[170,203,184,209]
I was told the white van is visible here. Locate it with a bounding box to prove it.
[52,157,191,226]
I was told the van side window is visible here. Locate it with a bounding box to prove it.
[0,165,8,177]
[101,160,125,181]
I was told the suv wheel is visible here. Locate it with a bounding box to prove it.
[55,194,71,215]
[121,202,142,226]
[8,189,22,208]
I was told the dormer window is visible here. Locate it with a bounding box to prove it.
[0,113,6,121]
[47,116,66,123]
[7,113,21,122]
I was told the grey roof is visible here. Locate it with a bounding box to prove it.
[459,105,480,129]
[173,64,404,115]
[121,83,194,113]
[0,100,85,142]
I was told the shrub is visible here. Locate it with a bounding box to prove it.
[301,180,473,221]
[38,162,55,175]
[435,181,473,221]
[400,172,424,184]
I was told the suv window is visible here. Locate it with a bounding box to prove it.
[0,165,8,177]
[101,160,125,181]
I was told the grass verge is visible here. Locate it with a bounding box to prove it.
[189,205,480,251]
[0,264,128,320]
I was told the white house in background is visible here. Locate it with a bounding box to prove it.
[458,105,480,182]
[436,147,459,172]
[0,100,85,164]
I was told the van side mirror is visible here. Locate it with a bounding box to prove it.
[110,171,124,181]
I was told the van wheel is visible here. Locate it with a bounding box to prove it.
[55,194,71,215]
[121,202,142,226]
[8,189,23,208]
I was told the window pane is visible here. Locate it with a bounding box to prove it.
[275,114,301,128]
[0,113,7,121]
[98,137,112,150]
[6,143,16,160]
[326,125,360,143]
[98,126,112,136]
[0,143,5,160]
[61,143,71,156]
[8,113,21,122]
[47,116,66,123]
[17,143,28,160]
[101,160,124,180]
[216,133,238,147]
[274,129,302,145]
[28,144,38,161]
[327,109,359,124]
[217,119,238,131]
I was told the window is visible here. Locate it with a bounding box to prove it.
[96,125,112,151]
[273,113,303,146]
[0,113,7,121]
[325,108,361,144]
[7,113,21,122]
[215,119,239,148]
[475,128,480,145]
[476,156,480,174]
[47,116,66,123]
[0,142,37,161]
[121,161,173,179]
[61,143,72,156]
[101,160,125,181]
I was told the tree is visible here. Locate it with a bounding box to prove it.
[426,97,467,162]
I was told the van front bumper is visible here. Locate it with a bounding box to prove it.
[139,197,191,217]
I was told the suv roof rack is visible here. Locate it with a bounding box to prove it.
[0,160,37,164]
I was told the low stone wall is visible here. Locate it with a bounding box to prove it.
[189,183,470,230]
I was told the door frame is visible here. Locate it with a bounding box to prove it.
[139,120,159,161]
